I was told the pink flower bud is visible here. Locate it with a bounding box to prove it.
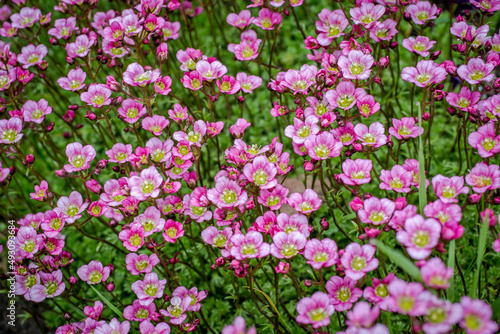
[304,161,314,171]
[26,154,35,164]
[394,197,407,210]
[350,197,364,211]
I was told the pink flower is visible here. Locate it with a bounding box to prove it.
[66,34,94,58]
[154,76,172,95]
[287,189,322,214]
[208,177,248,208]
[465,162,500,193]
[11,7,41,29]
[142,115,169,136]
[160,296,192,325]
[402,36,436,57]
[457,58,495,85]
[57,68,86,91]
[252,8,282,30]
[163,219,184,243]
[350,2,385,28]
[345,302,383,331]
[131,272,166,305]
[80,84,112,108]
[396,214,441,260]
[226,10,253,28]
[341,243,379,280]
[421,257,453,289]
[406,1,438,25]
[30,180,48,201]
[160,21,180,40]
[172,286,207,312]
[88,200,108,217]
[236,72,262,93]
[129,166,163,200]
[64,142,96,173]
[22,99,52,124]
[369,19,398,42]
[257,184,289,210]
[84,301,103,319]
[446,86,481,112]
[357,94,380,117]
[304,238,338,269]
[419,292,462,334]
[332,122,357,146]
[77,260,111,284]
[432,175,469,203]
[106,143,133,163]
[284,116,320,144]
[402,60,447,88]
[228,30,262,61]
[470,0,500,12]
[386,279,427,316]
[316,10,348,46]
[54,192,88,225]
[195,60,227,80]
[281,65,317,95]
[229,118,251,138]
[202,226,233,247]
[389,117,424,140]
[119,223,145,252]
[270,231,307,259]
[424,200,464,240]
[15,226,43,259]
[459,296,498,334]
[0,69,17,91]
[95,318,131,334]
[118,99,147,123]
[30,270,65,302]
[326,275,363,311]
[181,70,204,90]
[296,292,335,329]
[379,165,413,193]
[243,156,277,189]
[48,17,77,39]
[275,213,310,237]
[325,81,366,110]
[134,206,165,236]
[222,316,256,334]
[217,75,240,94]
[125,253,160,275]
[468,123,500,158]
[358,197,395,225]
[354,122,387,148]
[363,273,396,310]
[304,132,343,160]
[231,231,270,260]
[339,159,372,186]
[124,299,158,322]
[18,44,47,69]
[123,63,160,87]
[338,50,374,80]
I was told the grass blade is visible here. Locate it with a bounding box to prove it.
[417,102,427,214]
[447,240,455,302]
[372,239,421,281]
[90,285,123,320]
[471,215,489,299]
[247,286,293,333]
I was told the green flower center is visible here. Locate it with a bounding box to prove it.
[144,283,158,296]
[141,180,155,194]
[241,243,257,255]
[46,281,58,296]
[151,150,165,162]
[328,25,340,37]
[135,308,149,319]
[27,54,39,64]
[50,218,62,230]
[22,239,36,253]
[168,305,182,318]
[280,243,298,257]
[166,227,178,238]
[126,107,138,119]
[67,205,79,217]
[220,189,237,204]
[350,255,366,271]
[142,220,155,232]
[253,169,268,186]
[398,126,412,136]
[314,144,330,158]
[213,234,227,247]
[336,286,351,302]
[313,251,328,263]
[266,196,281,207]
[242,46,254,58]
[338,95,355,108]
[349,62,365,75]
[220,81,231,92]
[69,80,81,90]
[308,308,327,322]
[481,138,497,151]
[413,41,426,52]
[26,274,37,288]
[130,234,142,246]
[470,71,485,81]
[390,178,404,189]
[441,186,455,199]
[261,18,272,28]
[412,230,429,248]
[351,171,366,179]
[88,270,103,283]
[72,155,85,168]
[136,260,149,271]
[91,94,105,106]
[398,296,415,312]
[464,314,483,330]
[416,73,430,84]
[360,14,375,24]
[191,205,207,216]
[375,284,388,298]
[416,11,429,21]
[369,211,385,223]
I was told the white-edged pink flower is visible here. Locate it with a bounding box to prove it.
[396,214,441,260]
[77,260,111,285]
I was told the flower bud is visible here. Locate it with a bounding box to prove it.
[69,276,77,285]
[106,282,115,292]
[26,154,35,164]
[349,197,364,211]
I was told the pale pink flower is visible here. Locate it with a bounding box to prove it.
[460,296,498,334]
[160,296,192,325]
[54,191,88,224]
[18,44,47,68]
[420,292,462,334]
[406,1,438,25]
[270,231,307,259]
[22,99,52,123]
[257,184,289,210]
[357,94,380,117]
[341,243,379,280]
[465,162,500,193]
[284,116,320,144]
[304,132,343,160]
[30,270,65,302]
[379,165,413,193]
[326,275,363,311]
[369,19,398,42]
[142,115,169,136]
[131,272,166,305]
[338,50,374,80]
[432,175,469,203]
[385,279,427,316]
[119,223,145,252]
[80,84,112,108]
[48,17,77,39]
[77,260,110,284]
[402,60,447,87]
[457,58,495,85]
[287,189,322,214]
[66,34,94,58]
[222,316,256,334]
[172,286,207,312]
[231,231,270,260]
[195,60,227,80]
[396,214,441,260]
[123,63,160,87]
[95,318,131,334]
[236,72,262,93]
[252,8,282,30]
[202,226,233,248]
[421,257,453,289]
[339,159,372,186]
[424,200,464,240]
[163,219,184,243]
[180,70,204,90]
[129,166,163,200]
[57,68,86,91]
[470,0,500,12]
[468,123,500,158]
[125,253,160,275]
[64,142,96,172]
[227,10,253,28]
[325,81,366,110]
[118,99,147,123]
[296,292,335,329]
[350,2,385,28]
[15,226,43,259]
[217,75,240,94]
[316,10,348,46]
[160,21,180,40]
[358,197,395,225]
[304,238,338,269]
[402,36,436,57]
[207,176,248,208]
[389,117,424,140]
[11,7,41,29]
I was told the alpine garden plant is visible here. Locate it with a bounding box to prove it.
[2,0,500,333]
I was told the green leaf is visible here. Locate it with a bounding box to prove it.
[373,239,421,281]
[245,286,293,334]
[417,100,427,214]
[471,214,489,299]
[89,285,123,320]
[447,240,456,302]
[492,294,500,318]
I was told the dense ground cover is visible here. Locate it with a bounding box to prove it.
[1,0,500,333]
